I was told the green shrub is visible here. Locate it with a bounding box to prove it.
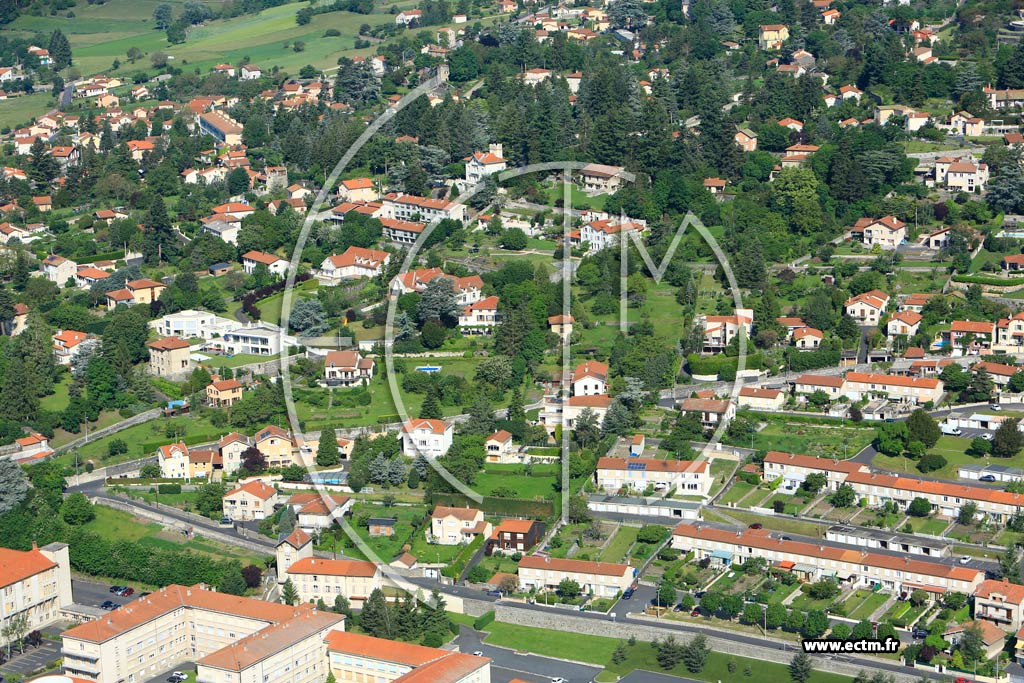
[474,610,495,630]
[157,483,182,494]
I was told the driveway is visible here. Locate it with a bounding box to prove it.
[455,626,602,683]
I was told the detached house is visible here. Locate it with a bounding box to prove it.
[430,506,491,545]
[487,519,545,555]
[323,350,375,387]
[758,24,789,50]
[242,250,288,277]
[206,378,243,407]
[694,309,753,353]
[222,480,278,521]
[844,290,890,324]
[401,418,454,458]
[318,247,390,284]
[852,216,906,249]
[579,163,625,195]
[148,336,193,379]
[678,397,736,429]
[887,311,923,337]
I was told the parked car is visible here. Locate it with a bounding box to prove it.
[690,608,702,617]
[168,673,188,683]
[979,473,996,481]
[955,678,972,683]
[472,651,484,657]
[109,585,123,593]
[116,587,134,597]
[485,590,502,597]
[100,601,119,610]
[990,404,1002,411]
[551,678,568,683]
[748,523,763,529]
[981,435,994,443]
[622,588,634,600]
[959,556,972,565]
[219,517,233,525]
[912,629,928,639]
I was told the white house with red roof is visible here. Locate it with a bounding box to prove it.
[458,296,501,333]
[318,246,390,284]
[844,290,890,324]
[465,143,507,185]
[0,543,72,631]
[242,250,288,277]
[793,327,823,350]
[52,329,91,366]
[853,215,906,249]
[323,350,375,386]
[484,429,516,463]
[401,418,454,458]
[579,218,644,252]
[13,432,53,462]
[887,311,923,337]
[694,308,753,353]
[222,480,279,521]
[430,506,492,545]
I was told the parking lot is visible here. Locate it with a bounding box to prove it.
[0,628,62,678]
[73,578,144,610]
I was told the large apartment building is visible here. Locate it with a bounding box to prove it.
[325,632,491,683]
[672,523,983,595]
[0,543,73,633]
[61,585,326,683]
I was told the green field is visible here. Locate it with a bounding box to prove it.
[0,91,57,131]
[8,0,394,79]
[83,504,268,565]
[474,470,557,500]
[51,413,223,468]
[732,420,873,460]
[720,480,756,505]
[872,434,1007,481]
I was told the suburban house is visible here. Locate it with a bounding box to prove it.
[242,250,288,277]
[694,309,754,353]
[401,418,454,458]
[758,24,789,49]
[486,519,546,556]
[594,457,711,496]
[737,387,785,411]
[996,312,1024,352]
[548,314,574,341]
[292,494,354,534]
[844,290,890,324]
[579,163,625,195]
[458,296,501,333]
[793,327,823,350]
[254,425,296,468]
[855,216,907,249]
[125,278,167,305]
[206,378,243,407]
[53,329,91,366]
[465,144,507,185]
[39,254,77,284]
[430,506,492,545]
[678,397,736,429]
[887,311,923,337]
[944,621,1005,660]
[317,247,390,284]
[12,433,53,462]
[734,128,758,151]
[222,480,279,521]
[945,320,996,352]
[157,442,192,479]
[338,177,378,202]
[792,373,848,397]
[217,433,252,474]
[578,219,644,252]
[974,579,1024,632]
[672,523,983,595]
[517,556,634,597]
[322,350,375,387]
[484,430,516,463]
[147,336,193,379]
[572,360,608,395]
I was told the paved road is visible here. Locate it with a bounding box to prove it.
[455,626,602,683]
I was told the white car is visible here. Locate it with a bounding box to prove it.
[473,651,484,657]
[959,556,971,565]
[551,678,569,683]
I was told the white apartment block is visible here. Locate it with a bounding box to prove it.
[0,543,73,633]
[381,193,466,224]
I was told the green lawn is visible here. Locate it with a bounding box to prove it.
[480,621,852,683]
[40,377,72,413]
[473,471,557,500]
[720,481,756,505]
[845,590,891,621]
[600,641,854,683]
[0,92,56,130]
[544,184,608,212]
[83,505,268,565]
[50,413,224,468]
[914,517,950,536]
[408,533,465,565]
[719,510,823,537]
[729,420,872,459]
[598,526,639,563]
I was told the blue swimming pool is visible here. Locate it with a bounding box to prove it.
[416,366,442,373]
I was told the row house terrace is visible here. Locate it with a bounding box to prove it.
[847,470,1024,524]
[763,451,867,495]
[672,523,983,595]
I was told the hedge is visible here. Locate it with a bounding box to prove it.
[686,353,764,381]
[473,610,496,630]
[952,274,1024,287]
[431,492,555,518]
[157,483,182,494]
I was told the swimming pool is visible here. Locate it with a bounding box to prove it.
[416,366,442,373]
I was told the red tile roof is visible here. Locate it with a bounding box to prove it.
[518,555,631,577]
[0,546,58,589]
[285,557,379,577]
[148,336,190,351]
[225,479,277,501]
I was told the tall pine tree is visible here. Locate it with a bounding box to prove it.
[143,195,177,264]
[48,29,72,70]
